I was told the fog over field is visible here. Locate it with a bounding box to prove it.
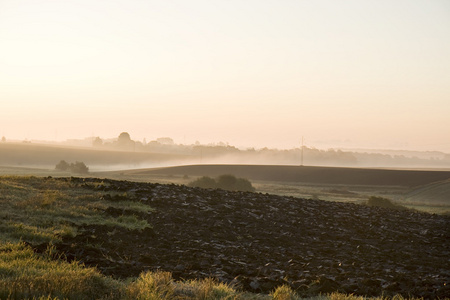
[1,135,450,171]
[1,0,450,154]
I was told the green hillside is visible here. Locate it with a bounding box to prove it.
[404,179,450,206]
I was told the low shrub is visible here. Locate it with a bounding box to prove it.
[55,160,70,171]
[55,160,89,174]
[189,176,217,189]
[366,196,406,210]
[70,161,89,174]
[188,174,255,192]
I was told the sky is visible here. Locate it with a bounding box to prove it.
[1,0,449,152]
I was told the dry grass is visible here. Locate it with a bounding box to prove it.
[0,242,123,299]
[0,242,430,300]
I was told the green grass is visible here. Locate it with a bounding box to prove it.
[0,176,151,244]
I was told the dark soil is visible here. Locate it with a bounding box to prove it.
[46,177,449,298]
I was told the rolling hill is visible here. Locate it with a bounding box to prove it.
[119,164,450,187]
[404,179,450,205]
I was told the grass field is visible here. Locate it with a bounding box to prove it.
[0,176,151,244]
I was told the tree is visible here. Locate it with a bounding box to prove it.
[1,136,5,143]
[55,160,70,171]
[117,132,135,150]
[118,132,131,145]
[156,137,174,145]
[70,161,89,174]
[56,160,89,173]
[92,137,103,147]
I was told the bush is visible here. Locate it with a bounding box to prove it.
[55,161,89,174]
[188,176,217,189]
[55,160,70,171]
[188,174,255,192]
[366,196,405,210]
[235,177,256,192]
[216,174,237,190]
[70,161,89,174]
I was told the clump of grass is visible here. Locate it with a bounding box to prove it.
[177,277,241,299]
[0,242,123,299]
[14,190,65,210]
[326,293,366,300]
[0,222,56,244]
[271,285,299,300]
[126,271,174,299]
[107,215,150,231]
[127,271,244,300]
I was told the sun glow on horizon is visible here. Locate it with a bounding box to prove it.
[1,0,449,152]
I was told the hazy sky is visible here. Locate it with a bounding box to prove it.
[1,0,449,152]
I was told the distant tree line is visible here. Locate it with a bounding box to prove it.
[85,132,450,168]
[55,160,89,174]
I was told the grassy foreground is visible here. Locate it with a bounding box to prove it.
[0,176,433,299]
[0,244,418,300]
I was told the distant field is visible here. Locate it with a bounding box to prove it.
[97,164,450,213]
[114,164,450,187]
[404,179,450,206]
[2,163,449,213]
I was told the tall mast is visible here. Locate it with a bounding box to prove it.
[301,136,304,166]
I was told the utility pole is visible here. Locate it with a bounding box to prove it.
[300,136,304,166]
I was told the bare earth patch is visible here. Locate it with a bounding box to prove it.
[40,177,450,299]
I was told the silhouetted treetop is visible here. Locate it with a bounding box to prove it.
[93,137,103,147]
[118,132,131,143]
[55,160,70,171]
